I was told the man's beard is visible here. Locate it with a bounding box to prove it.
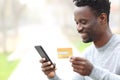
[82,34,93,43]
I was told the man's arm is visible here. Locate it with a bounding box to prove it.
[48,72,85,80]
[70,56,120,80]
[48,73,61,80]
[89,65,120,80]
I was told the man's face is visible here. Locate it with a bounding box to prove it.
[74,6,102,43]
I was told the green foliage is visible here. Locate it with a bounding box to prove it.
[0,53,19,80]
[73,41,92,52]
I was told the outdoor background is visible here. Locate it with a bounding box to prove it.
[0,0,120,80]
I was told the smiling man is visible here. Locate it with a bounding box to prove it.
[40,0,120,80]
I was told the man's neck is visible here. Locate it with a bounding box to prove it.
[94,31,113,48]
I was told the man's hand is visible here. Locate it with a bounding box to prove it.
[70,56,93,76]
[40,58,56,78]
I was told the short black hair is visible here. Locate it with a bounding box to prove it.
[73,0,111,22]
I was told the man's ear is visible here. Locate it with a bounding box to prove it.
[98,13,107,24]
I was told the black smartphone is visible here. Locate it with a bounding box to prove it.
[35,45,54,64]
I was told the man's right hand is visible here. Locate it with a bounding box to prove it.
[40,58,56,78]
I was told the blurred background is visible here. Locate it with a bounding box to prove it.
[0,0,120,80]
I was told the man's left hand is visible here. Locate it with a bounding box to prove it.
[70,56,93,76]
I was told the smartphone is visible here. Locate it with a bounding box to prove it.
[34,45,54,64]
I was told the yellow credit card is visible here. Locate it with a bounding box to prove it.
[57,48,73,59]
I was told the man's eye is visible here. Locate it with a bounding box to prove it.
[81,20,87,24]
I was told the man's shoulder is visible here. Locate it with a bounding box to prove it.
[114,34,120,40]
[113,34,120,44]
[112,34,120,49]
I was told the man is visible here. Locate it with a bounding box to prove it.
[40,0,120,80]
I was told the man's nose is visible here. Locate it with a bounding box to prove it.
[77,24,83,33]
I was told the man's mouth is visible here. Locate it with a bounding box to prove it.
[80,33,88,39]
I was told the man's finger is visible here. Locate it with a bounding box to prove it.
[70,56,86,61]
[40,58,46,63]
[41,61,51,68]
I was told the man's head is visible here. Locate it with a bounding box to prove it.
[73,0,111,22]
[73,0,111,43]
